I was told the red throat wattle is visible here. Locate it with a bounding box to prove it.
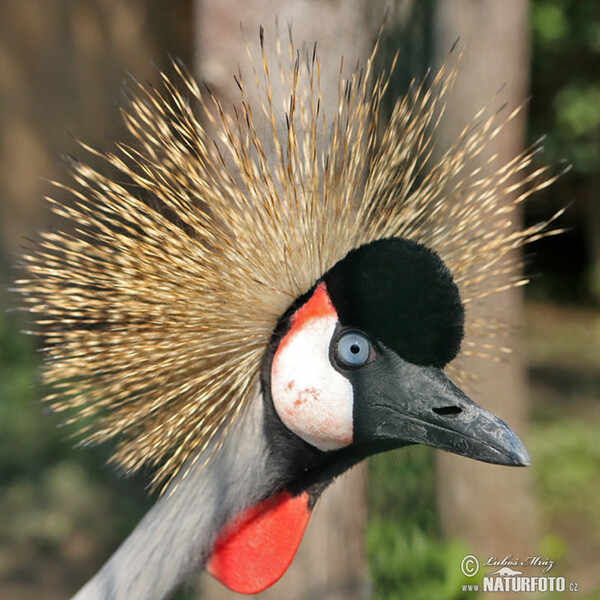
[207,491,312,593]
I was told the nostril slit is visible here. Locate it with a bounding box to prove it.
[433,406,462,417]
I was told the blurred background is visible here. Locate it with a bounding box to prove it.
[0,1,599,599]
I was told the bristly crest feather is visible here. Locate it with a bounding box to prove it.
[17,31,561,491]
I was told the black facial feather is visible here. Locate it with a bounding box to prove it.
[323,238,464,368]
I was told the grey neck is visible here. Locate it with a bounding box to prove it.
[71,395,276,600]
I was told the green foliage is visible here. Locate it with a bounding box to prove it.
[533,3,569,44]
[554,83,600,173]
[0,314,55,480]
[530,418,600,545]
[1,462,112,552]
[368,446,437,533]
[0,313,151,593]
[556,84,600,138]
[530,0,600,174]
[368,519,469,600]
[367,447,475,599]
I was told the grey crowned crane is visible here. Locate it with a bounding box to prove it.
[18,33,554,600]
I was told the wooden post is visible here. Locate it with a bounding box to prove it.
[432,2,538,594]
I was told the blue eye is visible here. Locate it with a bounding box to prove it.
[336,331,371,367]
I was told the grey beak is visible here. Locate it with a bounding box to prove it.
[355,353,530,466]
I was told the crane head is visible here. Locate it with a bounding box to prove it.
[207,238,529,594]
[269,237,529,472]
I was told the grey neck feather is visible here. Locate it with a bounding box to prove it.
[71,394,276,600]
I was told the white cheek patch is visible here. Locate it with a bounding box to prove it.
[271,314,354,451]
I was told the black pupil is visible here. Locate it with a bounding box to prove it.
[350,343,360,354]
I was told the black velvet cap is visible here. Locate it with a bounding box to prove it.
[322,238,464,368]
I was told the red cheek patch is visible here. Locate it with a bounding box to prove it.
[292,283,336,328]
[207,491,311,594]
[275,283,337,357]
